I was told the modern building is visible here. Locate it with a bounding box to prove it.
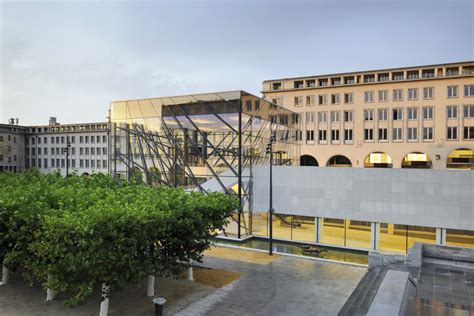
[262,61,474,170]
[0,119,28,172]
[25,117,110,176]
[109,91,300,238]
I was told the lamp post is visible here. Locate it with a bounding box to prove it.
[62,138,71,177]
[266,130,276,255]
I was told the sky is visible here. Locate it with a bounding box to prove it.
[0,0,473,125]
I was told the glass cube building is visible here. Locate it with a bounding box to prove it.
[110,90,300,238]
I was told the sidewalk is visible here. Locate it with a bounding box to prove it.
[178,246,366,315]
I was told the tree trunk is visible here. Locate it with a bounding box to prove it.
[187,259,194,281]
[0,263,8,286]
[46,273,56,301]
[99,283,110,316]
[146,275,155,297]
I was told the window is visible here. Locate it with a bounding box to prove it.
[464,126,474,140]
[306,95,315,106]
[305,112,315,124]
[85,148,90,155]
[80,159,84,168]
[61,159,65,168]
[447,126,458,140]
[330,111,340,122]
[306,80,316,88]
[318,94,327,105]
[91,136,95,143]
[246,100,252,111]
[318,112,327,123]
[71,148,76,155]
[407,71,419,80]
[103,147,107,155]
[85,160,89,168]
[294,96,303,107]
[38,148,42,155]
[38,137,41,144]
[422,69,435,78]
[393,72,404,80]
[51,159,55,167]
[408,88,418,100]
[331,129,340,142]
[364,91,374,102]
[318,130,327,142]
[364,128,374,141]
[376,90,387,102]
[378,73,389,82]
[407,127,418,141]
[423,87,434,99]
[91,160,95,168]
[319,79,328,86]
[272,82,282,91]
[422,107,434,119]
[294,80,304,89]
[364,109,374,121]
[378,109,388,121]
[97,160,101,168]
[393,89,403,101]
[344,77,355,84]
[393,128,403,141]
[447,106,458,118]
[71,159,76,168]
[378,128,388,141]
[44,159,48,168]
[272,97,282,106]
[91,148,95,155]
[306,130,315,143]
[80,136,83,143]
[85,136,89,143]
[344,129,353,142]
[408,108,418,120]
[103,135,107,143]
[344,93,353,104]
[464,105,474,118]
[343,111,353,122]
[393,108,403,120]
[103,160,107,168]
[44,148,48,155]
[447,85,458,98]
[363,75,375,83]
[423,127,433,141]
[465,85,474,97]
[331,94,340,104]
[80,147,84,155]
[51,137,55,144]
[255,100,260,110]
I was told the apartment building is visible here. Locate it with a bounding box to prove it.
[262,61,474,170]
[25,118,110,176]
[0,119,27,172]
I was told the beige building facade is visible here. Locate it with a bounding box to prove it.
[262,61,474,170]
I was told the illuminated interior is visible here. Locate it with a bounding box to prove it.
[446,148,474,170]
[446,229,474,248]
[364,152,393,168]
[402,152,432,169]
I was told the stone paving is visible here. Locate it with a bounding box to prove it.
[177,253,366,315]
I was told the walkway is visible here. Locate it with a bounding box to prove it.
[177,248,366,315]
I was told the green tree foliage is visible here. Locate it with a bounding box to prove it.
[0,170,237,306]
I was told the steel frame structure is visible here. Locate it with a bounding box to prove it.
[110,91,300,239]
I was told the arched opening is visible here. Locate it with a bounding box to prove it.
[364,152,393,168]
[402,152,433,169]
[300,155,319,166]
[447,148,474,170]
[326,155,352,167]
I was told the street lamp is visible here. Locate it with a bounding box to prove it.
[266,130,276,255]
[62,138,71,177]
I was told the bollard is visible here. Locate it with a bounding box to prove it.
[153,297,166,316]
[187,259,194,282]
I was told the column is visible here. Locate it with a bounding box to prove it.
[316,217,322,243]
[371,222,378,250]
[436,228,443,245]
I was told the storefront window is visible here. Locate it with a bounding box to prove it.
[378,223,407,253]
[291,216,315,242]
[407,225,436,249]
[346,220,371,249]
[272,214,292,240]
[320,218,345,246]
[446,229,474,248]
[252,211,268,237]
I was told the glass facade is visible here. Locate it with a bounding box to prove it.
[110,91,300,239]
[446,229,474,248]
[378,223,436,253]
[320,218,371,249]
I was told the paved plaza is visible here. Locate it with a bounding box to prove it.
[178,247,366,315]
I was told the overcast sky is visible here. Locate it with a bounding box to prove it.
[1,0,473,125]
